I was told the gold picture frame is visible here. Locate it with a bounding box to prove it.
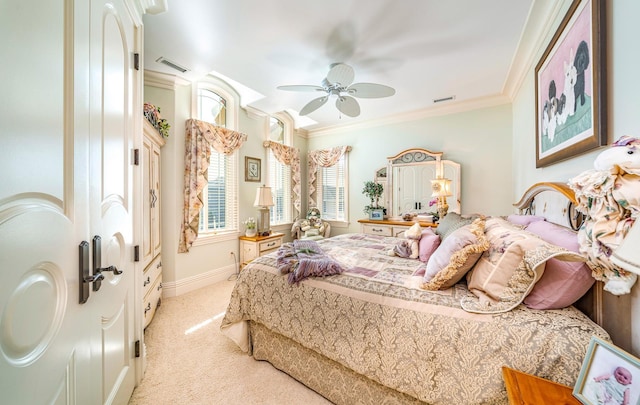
[534,0,606,168]
[245,156,261,182]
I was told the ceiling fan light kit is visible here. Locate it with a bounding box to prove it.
[277,63,395,117]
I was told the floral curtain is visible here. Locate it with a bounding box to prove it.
[308,146,352,208]
[263,140,301,217]
[178,119,248,253]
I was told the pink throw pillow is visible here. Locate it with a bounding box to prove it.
[523,221,594,309]
[419,228,441,263]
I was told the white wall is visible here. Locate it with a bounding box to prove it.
[511,0,640,355]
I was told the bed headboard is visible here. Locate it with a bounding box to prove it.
[513,182,632,352]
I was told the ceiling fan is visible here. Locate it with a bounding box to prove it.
[277,63,395,117]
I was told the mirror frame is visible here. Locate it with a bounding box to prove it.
[383,148,461,218]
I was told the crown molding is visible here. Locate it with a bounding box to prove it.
[503,1,570,99]
[144,70,190,90]
[306,94,511,138]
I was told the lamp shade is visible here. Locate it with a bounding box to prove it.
[431,178,452,197]
[254,185,274,207]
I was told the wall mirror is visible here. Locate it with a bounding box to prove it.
[379,148,461,218]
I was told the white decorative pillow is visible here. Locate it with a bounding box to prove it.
[461,217,585,314]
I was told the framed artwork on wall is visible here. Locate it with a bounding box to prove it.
[534,0,606,168]
[245,156,261,182]
[573,336,640,405]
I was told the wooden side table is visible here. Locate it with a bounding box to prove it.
[239,232,284,270]
[502,366,581,404]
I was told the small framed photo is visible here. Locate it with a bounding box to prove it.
[245,157,261,182]
[369,209,384,220]
[573,336,640,405]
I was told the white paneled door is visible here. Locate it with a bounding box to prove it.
[0,0,140,403]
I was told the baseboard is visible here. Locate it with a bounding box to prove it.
[161,264,237,297]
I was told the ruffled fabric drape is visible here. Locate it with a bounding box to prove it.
[263,140,301,217]
[307,146,352,208]
[569,163,640,294]
[178,119,248,253]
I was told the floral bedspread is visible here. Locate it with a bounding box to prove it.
[221,233,609,404]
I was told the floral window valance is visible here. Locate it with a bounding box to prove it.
[178,119,248,253]
[263,140,301,217]
[308,146,352,208]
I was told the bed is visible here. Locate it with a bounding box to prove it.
[221,183,614,404]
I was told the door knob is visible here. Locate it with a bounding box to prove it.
[92,236,123,292]
[79,241,105,303]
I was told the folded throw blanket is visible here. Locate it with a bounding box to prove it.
[276,239,344,284]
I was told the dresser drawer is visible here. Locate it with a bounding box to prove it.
[143,255,162,298]
[392,226,411,237]
[143,274,162,329]
[259,238,282,253]
[362,224,392,236]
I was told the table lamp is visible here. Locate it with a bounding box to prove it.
[254,185,274,236]
[431,177,452,219]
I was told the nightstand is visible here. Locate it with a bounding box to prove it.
[239,232,284,270]
[502,366,581,404]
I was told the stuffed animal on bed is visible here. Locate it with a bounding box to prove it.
[387,222,422,259]
[569,135,640,295]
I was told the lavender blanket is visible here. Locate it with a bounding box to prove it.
[276,239,344,284]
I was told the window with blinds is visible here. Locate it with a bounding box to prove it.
[268,149,291,224]
[197,87,238,234]
[317,154,348,221]
[267,116,292,224]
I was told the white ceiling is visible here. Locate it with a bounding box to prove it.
[143,1,552,133]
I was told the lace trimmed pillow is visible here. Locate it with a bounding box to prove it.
[421,217,489,290]
[461,217,585,314]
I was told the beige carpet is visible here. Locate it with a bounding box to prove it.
[128,278,332,405]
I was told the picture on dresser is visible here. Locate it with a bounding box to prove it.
[573,336,640,405]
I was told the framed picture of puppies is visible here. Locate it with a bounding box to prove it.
[534,0,606,168]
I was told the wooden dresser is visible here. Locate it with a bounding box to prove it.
[358,218,436,237]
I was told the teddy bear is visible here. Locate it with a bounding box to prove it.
[387,222,422,259]
[569,135,640,295]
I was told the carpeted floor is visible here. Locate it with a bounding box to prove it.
[128,278,332,405]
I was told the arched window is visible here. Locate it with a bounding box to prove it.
[267,116,293,224]
[195,82,239,237]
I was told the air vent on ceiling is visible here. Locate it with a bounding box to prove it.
[433,95,456,103]
[155,57,189,73]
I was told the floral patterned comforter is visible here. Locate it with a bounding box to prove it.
[221,233,609,404]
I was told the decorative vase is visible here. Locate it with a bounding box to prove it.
[245,228,257,237]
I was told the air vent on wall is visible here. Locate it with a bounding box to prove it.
[155,57,189,73]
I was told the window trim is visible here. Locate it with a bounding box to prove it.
[316,153,350,226]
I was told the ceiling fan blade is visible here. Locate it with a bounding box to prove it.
[336,96,360,117]
[277,85,325,92]
[346,82,396,98]
[299,96,328,116]
[326,63,355,87]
